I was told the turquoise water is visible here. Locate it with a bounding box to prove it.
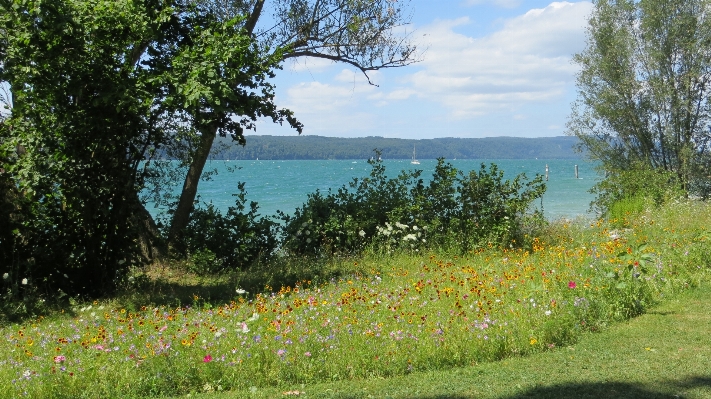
[149,159,599,221]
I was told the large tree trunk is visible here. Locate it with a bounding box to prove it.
[167,126,217,248]
[127,191,167,262]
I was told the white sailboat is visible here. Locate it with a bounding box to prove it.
[411,145,420,165]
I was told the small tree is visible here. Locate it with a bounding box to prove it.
[165,0,419,248]
[568,0,711,197]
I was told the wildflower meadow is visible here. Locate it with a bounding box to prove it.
[1,200,710,398]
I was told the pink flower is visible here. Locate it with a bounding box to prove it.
[568,281,577,289]
[203,354,213,363]
[53,355,66,363]
[304,352,311,357]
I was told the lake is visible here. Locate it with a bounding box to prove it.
[146,159,599,221]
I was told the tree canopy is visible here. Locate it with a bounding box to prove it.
[568,0,711,196]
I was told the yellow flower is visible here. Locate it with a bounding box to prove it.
[530,338,538,345]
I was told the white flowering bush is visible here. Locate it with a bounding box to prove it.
[374,221,428,252]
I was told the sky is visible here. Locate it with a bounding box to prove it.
[253,0,594,140]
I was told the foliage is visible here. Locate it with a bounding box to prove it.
[568,0,711,196]
[453,163,546,251]
[179,183,279,274]
[0,0,298,298]
[280,156,546,256]
[278,154,423,256]
[588,163,684,216]
[0,0,168,297]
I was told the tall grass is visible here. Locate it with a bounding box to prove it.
[1,200,710,398]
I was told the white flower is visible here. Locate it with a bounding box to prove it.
[395,222,408,230]
[403,234,417,241]
[214,331,222,338]
[240,322,249,333]
[358,230,366,237]
[247,313,259,322]
[21,278,27,285]
[305,230,310,236]
[2,273,8,280]
[235,288,247,295]
[412,226,419,231]
[545,310,552,316]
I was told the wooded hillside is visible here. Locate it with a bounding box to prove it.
[212,135,582,160]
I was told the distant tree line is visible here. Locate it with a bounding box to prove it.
[210,135,583,160]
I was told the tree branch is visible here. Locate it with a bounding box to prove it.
[245,0,265,35]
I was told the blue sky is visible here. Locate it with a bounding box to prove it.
[254,0,594,139]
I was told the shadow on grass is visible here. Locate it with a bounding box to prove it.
[114,258,362,312]
[489,376,711,399]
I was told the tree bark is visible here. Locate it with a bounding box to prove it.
[167,126,217,247]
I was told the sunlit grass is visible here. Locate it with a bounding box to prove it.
[1,200,710,398]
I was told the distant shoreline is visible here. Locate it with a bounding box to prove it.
[209,135,584,161]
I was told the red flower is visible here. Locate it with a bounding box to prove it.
[203,354,213,363]
[568,281,577,289]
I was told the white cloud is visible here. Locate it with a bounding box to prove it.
[402,1,592,119]
[280,80,379,134]
[464,0,522,8]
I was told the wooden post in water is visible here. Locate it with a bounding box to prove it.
[575,164,579,179]
[545,164,549,181]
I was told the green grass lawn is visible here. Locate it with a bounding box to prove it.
[184,283,711,399]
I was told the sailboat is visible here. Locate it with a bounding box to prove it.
[411,145,420,165]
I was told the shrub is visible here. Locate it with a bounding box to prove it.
[280,155,546,256]
[278,154,423,256]
[178,183,279,274]
[590,164,684,216]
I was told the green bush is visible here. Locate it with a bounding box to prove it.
[178,183,279,273]
[278,155,422,256]
[590,165,684,216]
[280,155,546,256]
